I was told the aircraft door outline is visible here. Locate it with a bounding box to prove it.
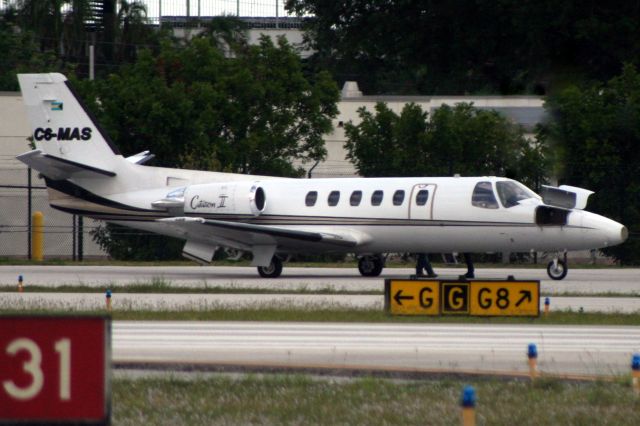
[408,184,437,221]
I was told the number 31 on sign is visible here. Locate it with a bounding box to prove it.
[0,316,110,425]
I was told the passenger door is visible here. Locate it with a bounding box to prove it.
[408,184,436,220]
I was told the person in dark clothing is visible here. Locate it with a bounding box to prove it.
[415,253,437,277]
[463,253,475,278]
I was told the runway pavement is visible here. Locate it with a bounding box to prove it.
[1,264,639,294]
[113,321,640,377]
[2,265,638,378]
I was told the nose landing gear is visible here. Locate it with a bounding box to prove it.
[546,252,568,280]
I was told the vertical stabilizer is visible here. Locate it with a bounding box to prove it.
[18,73,121,173]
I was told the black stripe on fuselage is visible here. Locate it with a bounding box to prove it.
[45,178,159,213]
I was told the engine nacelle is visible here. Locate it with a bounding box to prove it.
[184,181,266,216]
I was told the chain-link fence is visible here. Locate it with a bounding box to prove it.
[0,167,105,259]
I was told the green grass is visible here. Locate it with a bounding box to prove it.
[3,283,640,299]
[111,374,640,425]
[2,307,640,325]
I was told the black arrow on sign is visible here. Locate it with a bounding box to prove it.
[394,290,414,305]
[515,290,532,307]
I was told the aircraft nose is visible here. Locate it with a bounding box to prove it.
[621,225,629,243]
[579,212,627,248]
[598,217,627,246]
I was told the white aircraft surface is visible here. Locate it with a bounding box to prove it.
[16,73,628,279]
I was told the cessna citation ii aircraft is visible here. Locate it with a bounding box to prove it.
[16,73,628,279]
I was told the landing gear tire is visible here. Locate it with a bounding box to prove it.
[358,255,384,277]
[546,259,568,280]
[258,256,283,278]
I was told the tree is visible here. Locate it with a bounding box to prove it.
[79,35,339,176]
[538,64,640,263]
[344,102,548,189]
[286,1,640,95]
[0,16,61,90]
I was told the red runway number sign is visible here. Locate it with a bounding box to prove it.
[0,316,110,425]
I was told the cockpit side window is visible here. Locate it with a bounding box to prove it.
[496,181,538,208]
[472,182,499,209]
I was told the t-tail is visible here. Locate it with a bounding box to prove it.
[17,73,122,179]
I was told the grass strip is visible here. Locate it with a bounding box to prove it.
[1,308,640,325]
[111,374,640,425]
[2,283,638,298]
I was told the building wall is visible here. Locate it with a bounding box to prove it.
[306,86,546,178]
[0,92,106,258]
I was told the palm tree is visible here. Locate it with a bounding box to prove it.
[14,0,67,54]
[115,0,148,63]
[197,15,248,56]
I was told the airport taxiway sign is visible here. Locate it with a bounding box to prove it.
[385,280,440,315]
[386,279,540,317]
[469,281,539,316]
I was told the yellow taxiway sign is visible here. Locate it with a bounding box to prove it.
[385,279,539,317]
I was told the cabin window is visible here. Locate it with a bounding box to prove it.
[472,182,499,209]
[305,191,318,207]
[393,190,405,206]
[415,190,429,206]
[371,190,384,206]
[496,181,538,208]
[328,190,340,206]
[350,190,362,206]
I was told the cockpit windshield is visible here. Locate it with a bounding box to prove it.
[496,181,538,208]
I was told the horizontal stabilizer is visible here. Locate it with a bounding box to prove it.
[17,149,116,180]
[126,150,155,165]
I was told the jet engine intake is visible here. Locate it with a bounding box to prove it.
[184,181,266,216]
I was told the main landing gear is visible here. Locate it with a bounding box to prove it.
[257,256,283,278]
[546,252,568,280]
[358,254,385,277]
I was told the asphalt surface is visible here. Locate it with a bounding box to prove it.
[1,265,639,294]
[113,321,640,377]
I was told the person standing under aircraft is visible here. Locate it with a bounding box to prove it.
[416,253,474,278]
[415,253,438,277]
[463,253,475,278]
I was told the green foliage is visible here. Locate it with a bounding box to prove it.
[344,102,548,188]
[287,1,640,95]
[91,223,183,261]
[77,35,338,176]
[539,64,640,263]
[0,17,61,90]
[2,0,163,80]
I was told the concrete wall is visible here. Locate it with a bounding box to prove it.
[0,92,106,258]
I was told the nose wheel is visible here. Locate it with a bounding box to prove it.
[546,253,568,280]
[358,255,384,277]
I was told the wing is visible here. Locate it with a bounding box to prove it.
[157,216,370,265]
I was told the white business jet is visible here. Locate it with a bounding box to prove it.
[16,73,627,279]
